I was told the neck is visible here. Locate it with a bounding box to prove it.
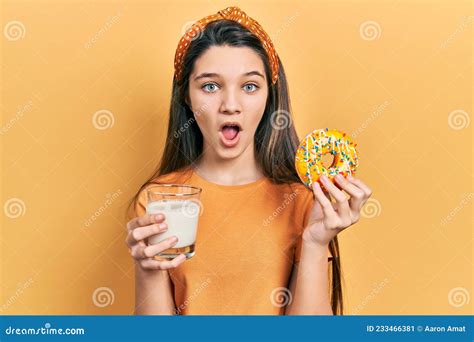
[194,143,264,186]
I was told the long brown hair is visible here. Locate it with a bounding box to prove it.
[127,19,343,315]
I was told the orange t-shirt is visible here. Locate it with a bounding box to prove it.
[135,168,328,315]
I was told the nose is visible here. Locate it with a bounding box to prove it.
[219,88,241,115]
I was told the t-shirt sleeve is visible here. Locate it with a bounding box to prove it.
[293,189,331,263]
[294,190,315,263]
[134,186,149,217]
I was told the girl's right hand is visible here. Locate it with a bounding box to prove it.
[125,213,187,270]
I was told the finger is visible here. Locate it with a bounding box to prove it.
[130,241,147,259]
[334,174,366,211]
[319,184,332,201]
[311,178,336,209]
[126,213,165,231]
[131,222,168,242]
[312,182,338,219]
[347,175,373,197]
[319,175,351,221]
[140,254,187,270]
[156,254,188,270]
[143,236,179,258]
[310,193,324,218]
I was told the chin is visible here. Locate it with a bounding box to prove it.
[215,140,250,160]
[216,147,243,160]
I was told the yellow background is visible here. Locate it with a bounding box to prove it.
[1,0,472,314]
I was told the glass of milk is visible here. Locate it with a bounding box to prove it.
[146,184,202,259]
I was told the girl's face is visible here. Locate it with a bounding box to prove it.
[187,45,269,160]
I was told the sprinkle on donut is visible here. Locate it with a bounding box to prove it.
[295,128,359,187]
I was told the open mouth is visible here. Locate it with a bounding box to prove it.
[219,122,242,147]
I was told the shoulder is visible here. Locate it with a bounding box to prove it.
[269,181,314,231]
[284,181,313,205]
[150,168,194,185]
[264,180,314,214]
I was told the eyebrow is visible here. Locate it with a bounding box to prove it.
[193,71,265,81]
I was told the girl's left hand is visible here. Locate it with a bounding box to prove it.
[303,173,373,247]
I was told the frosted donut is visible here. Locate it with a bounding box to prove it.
[295,128,359,187]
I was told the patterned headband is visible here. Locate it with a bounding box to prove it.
[174,6,279,85]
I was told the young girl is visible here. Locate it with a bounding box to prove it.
[126,7,372,315]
